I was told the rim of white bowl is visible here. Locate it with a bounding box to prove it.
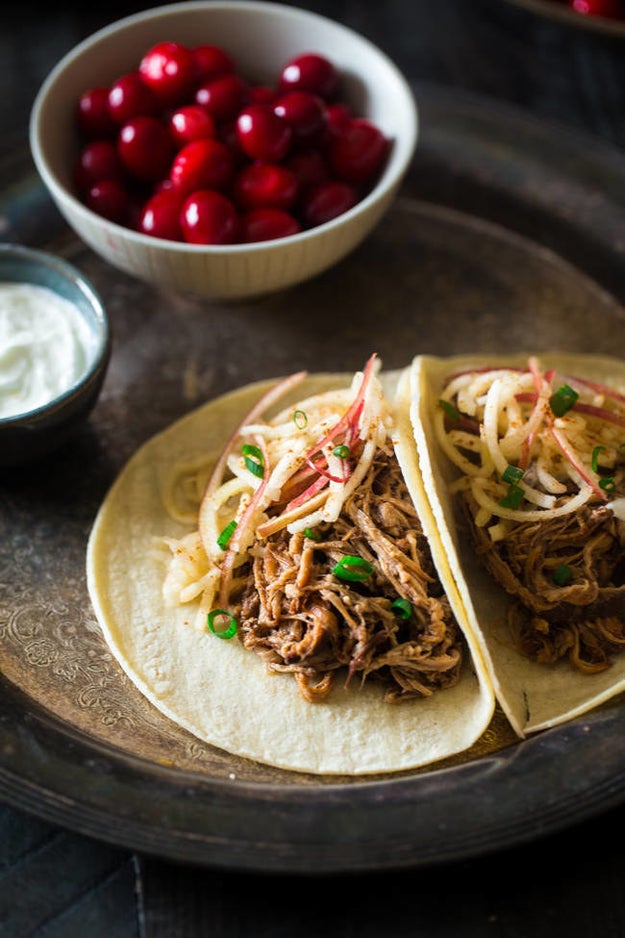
[29,0,418,255]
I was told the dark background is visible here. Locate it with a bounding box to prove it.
[2,1,625,936]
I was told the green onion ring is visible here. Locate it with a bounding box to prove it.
[333,555,374,582]
[592,445,606,473]
[438,399,460,423]
[599,477,616,492]
[553,564,573,586]
[498,484,524,509]
[549,384,579,417]
[391,598,412,620]
[207,609,238,639]
[293,409,308,429]
[502,464,524,484]
[304,527,322,541]
[332,444,350,459]
[217,519,237,550]
[242,443,264,478]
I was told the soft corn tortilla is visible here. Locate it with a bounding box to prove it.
[86,369,494,776]
[410,352,625,737]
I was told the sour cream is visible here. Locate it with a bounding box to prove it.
[0,282,94,419]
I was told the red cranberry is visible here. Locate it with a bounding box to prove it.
[86,179,131,224]
[169,138,234,196]
[285,148,329,190]
[239,208,301,243]
[76,87,117,138]
[108,72,158,124]
[326,102,352,135]
[195,73,249,122]
[278,53,339,100]
[233,162,298,211]
[192,44,235,83]
[180,189,239,244]
[138,187,185,240]
[169,105,216,147]
[329,118,388,184]
[74,139,125,194]
[118,116,174,182]
[569,0,624,15]
[273,91,326,143]
[236,104,292,161]
[139,41,195,105]
[249,85,278,105]
[300,180,357,227]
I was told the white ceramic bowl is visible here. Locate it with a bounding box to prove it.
[29,0,418,301]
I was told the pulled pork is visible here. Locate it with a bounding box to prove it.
[460,491,625,673]
[233,445,463,703]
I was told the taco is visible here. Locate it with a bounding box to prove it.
[410,352,625,736]
[86,355,494,775]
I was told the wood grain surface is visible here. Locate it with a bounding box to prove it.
[2,0,625,935]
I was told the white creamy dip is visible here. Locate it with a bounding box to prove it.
[0,282,94,419]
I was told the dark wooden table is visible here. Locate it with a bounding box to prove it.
[3,1,625,935]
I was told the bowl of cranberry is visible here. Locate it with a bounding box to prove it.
[29,1,418,300]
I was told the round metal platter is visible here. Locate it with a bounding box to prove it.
[2,84,625,873]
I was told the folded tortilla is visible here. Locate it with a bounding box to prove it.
[410,352,625,736]
[86,368,494,775]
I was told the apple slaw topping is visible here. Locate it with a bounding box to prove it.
[435,356,625,543]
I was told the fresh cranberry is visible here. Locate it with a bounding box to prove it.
[569,0,624,14]
[329,118,388,185]
[76,87,117,138]
[249,85,278,105]
[285,148,329,190]
[192,44,235,83]
[169,138,234,196]
[233,162,298,211]
[169,105,216,147]
[239,208,300,243]
[139,41,196,105]
[195,73,249,122]
[278,53,339,100]
[236,104,292,161]
[86,179,131,224]
[138,187,185,240]
[118,116,174,182]
[272,91,326,144]
[180,189,239,244]
[108,72,158,124]
[325,102,352,135]
[74,139,125,194]
[300,180,357,227]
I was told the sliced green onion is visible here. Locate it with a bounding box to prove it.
[332,444,350,459]
[293,409,308,429]
[207,609,237,639]
[217,519,237,550]
[498,484,524,509]
[391,598,412,620]
[242,443,264,477]
[553,564,573,587]
[599,477,616,492]
[549,384,579,417]
[438,399,460,423]
[304,527,322,541]
[502,464,524,485]
[592,445,606,473]
[333,555,374,582]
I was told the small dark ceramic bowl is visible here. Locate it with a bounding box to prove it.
[0,244,111,468]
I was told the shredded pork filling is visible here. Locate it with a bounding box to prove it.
[460,486,625,673]
[233,446,463,702]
